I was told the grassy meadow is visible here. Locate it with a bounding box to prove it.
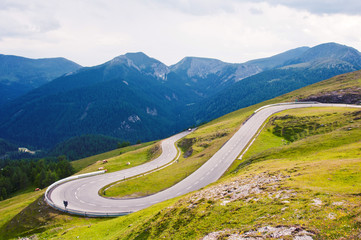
[0,70,360,239]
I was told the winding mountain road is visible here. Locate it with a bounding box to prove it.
[46,103,361,216]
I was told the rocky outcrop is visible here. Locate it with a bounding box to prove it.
[187,173,296,209]
[301,88,361,104]
[202,226,315,240]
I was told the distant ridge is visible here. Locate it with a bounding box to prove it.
[0,54,81,105]
[189,42,361,124]
[0,42,360,150]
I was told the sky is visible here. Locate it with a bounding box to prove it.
[0,0,361,67]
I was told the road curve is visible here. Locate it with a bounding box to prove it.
[46,103,361,216]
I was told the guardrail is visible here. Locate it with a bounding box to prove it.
[239,102,361,159]
[254,101,320,113]
[45,133,189,217]
[44,170,107,216]
[46,201,132,217]
[243,102,319,126]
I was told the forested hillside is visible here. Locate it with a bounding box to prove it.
[48,135,130,161]
[0,56,192,148]
[189,43,361,124]
[0,55,81,105]
[0,43,360,151]
[0,139,18,156]
[0,156,74,200]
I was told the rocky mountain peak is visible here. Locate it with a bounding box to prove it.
[109,52,169,80]
[286,42,361,68]
[171,57,229,78]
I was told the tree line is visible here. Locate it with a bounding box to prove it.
[0,156,74,201]
[48,134,131,161]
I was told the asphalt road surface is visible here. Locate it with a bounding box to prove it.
[47,103,361,216]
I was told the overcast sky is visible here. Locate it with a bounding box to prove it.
[1,0,361,66]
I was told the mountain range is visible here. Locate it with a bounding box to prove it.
[0,42,360,153]
[0,55,81,106]
[189,43,361,123]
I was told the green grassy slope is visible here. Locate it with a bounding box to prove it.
[0,70,360,239]
[101,114,249,198]
[16,105,359,240]
[97,107,360,239]
[71,141,157,172]
[100,70,361,199]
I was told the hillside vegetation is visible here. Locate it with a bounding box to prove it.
[0,70,360,239]
[116,107,361,239]
[48,134,130,161]
[0,54,81,105]
[0,157,74,201]
[70,141,156,172]
[1,43,360,151]
[0,139,18,156]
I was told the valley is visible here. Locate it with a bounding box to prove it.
[1,70,361,239]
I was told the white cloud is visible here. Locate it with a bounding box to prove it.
[152,0,361,16]
[255,0,361,15]
[0,1,60,39]
[0,0,360,66]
